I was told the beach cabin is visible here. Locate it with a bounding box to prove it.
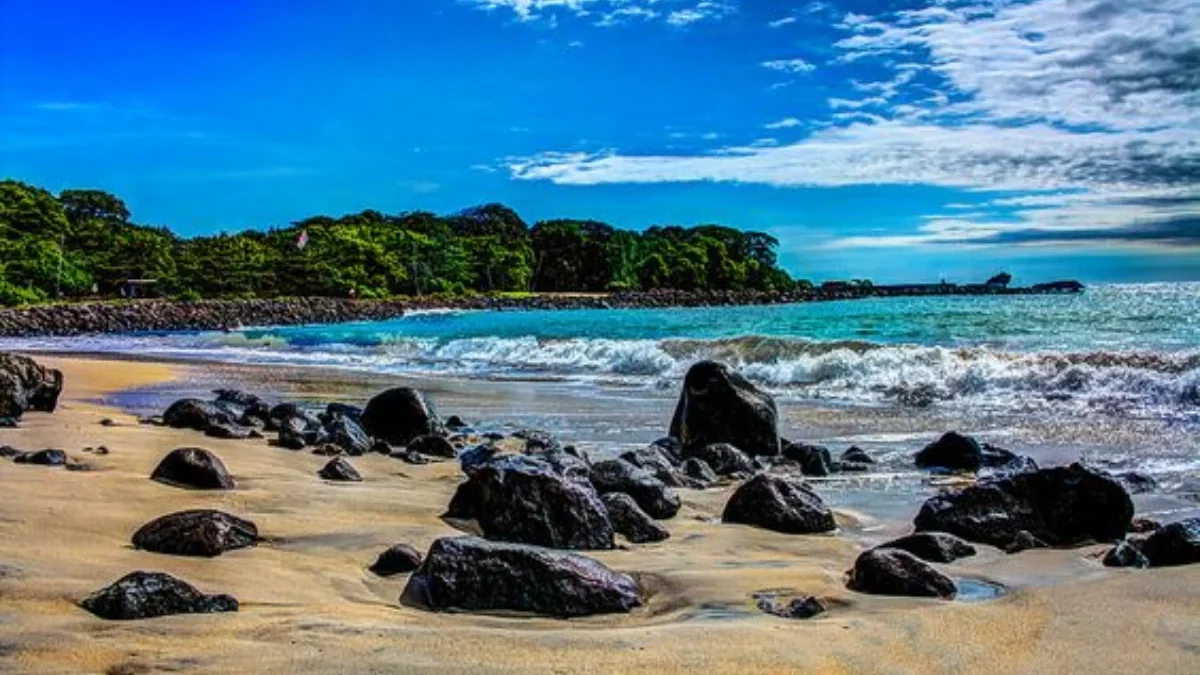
[120,279,159,299]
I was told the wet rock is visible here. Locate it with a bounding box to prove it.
[360,387,443,446]
[400,536,641,618]
[782,442,833,477]
[369,543,424,577]
[444,455,614,550]
[588,459,681,520]
[13,448,67,466]
[914,432,982,472]
[722,473,836,534]
[0,445,20,458]
[987,453,1040,476]
[913,463,1133,550]
[841,446,875,465]
[601,493,670,543]
[79,571,238,620]
[277,414,327,450]
[514,428,561,453]
[150,448,234,490]
[445,415,467,430]
[409,434,457,459]
[311,444,344,456]
[669,361,780,458]
[1138,518,1200,567]
[1115,471,1158,494]
[162,399,235,433]
[326,415,372,456]
[846,548,956,599]
[878,532,977,563]
[370,439,393,455]
[392,448,431,465]
[1103,540,1150,568]
[324,402,363,422]
[758,595,826,619]
[649,436,683,465]
[1004,530,1049,554]
[132,509,258,557]
[1130,518,1162,534]
[688,442,757,477]
[0,352,63,419]
[214,389,270,424]
[204,423,260,440]
[319,457,362,482]
[619,446,691,487]
[681,457,718,486]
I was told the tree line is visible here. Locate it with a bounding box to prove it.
[0,179,800,305]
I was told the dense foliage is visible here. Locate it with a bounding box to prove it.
[0,179,798,305]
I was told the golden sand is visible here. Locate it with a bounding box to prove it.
[0,357,1196,674]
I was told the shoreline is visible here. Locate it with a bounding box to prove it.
[0,283,1083,337]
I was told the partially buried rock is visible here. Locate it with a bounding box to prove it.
[619,445,691,487]
[669,360,780,457]
[782,442,833,477]
[722,473,836,534]
[369,543,424,576]
[1004,530,1049,554]
[204,422,260,440]
[162,399,235,432]
[914,431,982,472]
[444,455,614,550]
[80,571,237,621]
[326,415,372,456]
[913,463,1132,550]
[688,442,757,477]
[319,457,362,482]
[841,446,875,465]
[1103,539,1150,568]
[408,434,457,459]
[602,493,670,543]
[758,595,826,619]
[132,509,258,557]
[150,447,235,490]
[878,532,976,563]
[588,459,681,520]
[360,387,443,446]
[846,548,956,598]
[13,449,67,466]
[681,457,718,486]
[1137,517,1200,567]
[0,352,63,419]
[400,536,641,618]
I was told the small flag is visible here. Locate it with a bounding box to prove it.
[296,229,309,250]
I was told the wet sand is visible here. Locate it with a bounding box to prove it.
[0,356,1197,674]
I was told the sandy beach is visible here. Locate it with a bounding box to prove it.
[1,355,1197,674]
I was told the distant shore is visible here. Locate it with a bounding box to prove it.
[0,281,1083,337]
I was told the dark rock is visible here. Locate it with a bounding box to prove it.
[392,448,431,464]
[0,417,16,428]
[914,463,1133,550]
[649,436,683,465]
[409,434,457,459]
[459,444,500,472]
[0,353,63,419]
[588,459,681,520]
[150,448,235,490]
[324,402,363,422]
[162,399,235,432]
[326,416,372,456]
[782,442,833,477]
[1138,518,1200,567]
[443,455,614,550]
[13,448,67,466]
[669,361,780,457]
[987,454,1040,476]
[369,543,424,576]
[619,446,691,487]
[514,428,560,453]
[688,442,757,477]
[681,457,718,486]
[1115,471,1158,494]
[99,417,116,427]
[1004,530,1049,553]
[914,432,982,472]
[979,442,1020,468]
[360,387,443,446]
[846,548,956,599]
[841,446,875,464]
[0,445,21,458]
[400,536,640,618]
[601,493,670,543]
[1130,518,1162,534]
[94,445,110,455]
[722,473,836,534]
[214,389,270,424]
[132,509,258,557]
[204,422,260,440]
[370,439,393,455]
[277,414,327,450]
[878,532,976,563]
[319,457,362,482]
[311,444,344,456]
[1103,540,1150,568]
[758,595,826,619]
[79,571,238,621]
[445,415,467,429]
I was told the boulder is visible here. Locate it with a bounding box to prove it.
[1138,518,1200,567]
[369,543,424,576]
[687,443,757,477]
[619,446,691,487]
[649,436,683,465]
[588,459,681,520]
[326,416,372,456]
[1103,540,1150,568]
[782,442,833,476]
[324,402,363,422]
[669,361,780,457]
[914,432,982,472]
[79,571,238,621]
[846,548,956,599]
[445,414,467,430]
[213,389,270,424]
[360,387,443,446]
[1130,518,1162,534]
[277,414,327,450]
[602,493,670,544]
[0,353,63,419]
[841,446,876,465]
[150,448,234,490]
[443,455,614,550]
[1115,471,1158,494]
[12,448,67,466]
[722,474,836,534]
[681,457,718,486]
[877,532,976,563]
[913,463,1133,550]
[400,536,641,618]
[162,399,235,432]
[409,434,457,459]
[319,457,362,482]
[131,509,258,557]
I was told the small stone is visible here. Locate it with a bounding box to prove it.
[846,548,956,599]
[99,418,116,427]
[319,457,362,482]
[1103,540,1150,568]
[79,571,237,621]
[602,493,670,544]
[369,543,424,576]
[409,434,457,459]
[13,449,67,466]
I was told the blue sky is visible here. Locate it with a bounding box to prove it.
[1,0,1197,283]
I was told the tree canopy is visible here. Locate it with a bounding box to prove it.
[0,179,800,305]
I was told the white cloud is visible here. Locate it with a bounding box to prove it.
[460,0,735,27]
[764,117,802,129]
[761,58,815,74]
[768,17,796,28]
[667,2,734,26]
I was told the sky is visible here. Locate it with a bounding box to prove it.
[1,0,1197,283]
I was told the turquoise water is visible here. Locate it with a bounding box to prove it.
[4,283,1198,421]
